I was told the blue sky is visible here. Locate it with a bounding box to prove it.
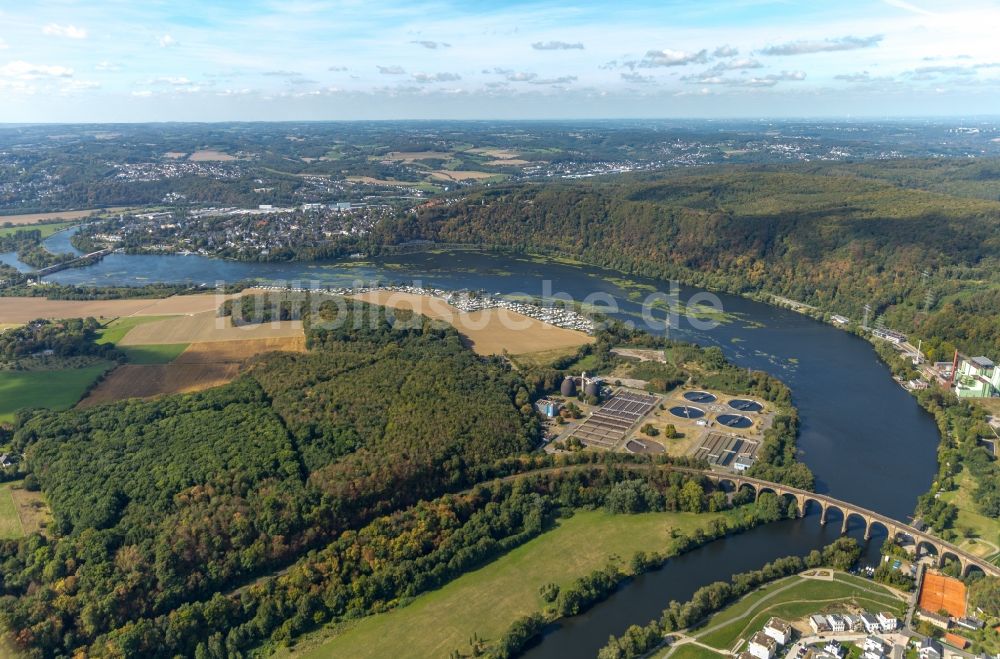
[0,0,998,121]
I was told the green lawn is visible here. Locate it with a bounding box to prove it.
[939,470,1000,560]
[0,362,114,422]
[0,220,77,238]
[277,508,734,659]
[95,316,171,345]
[667,644,728,659]
[120,344,189,364]
[0,482,23,539]
[96,317,188,364]
[694,573,905,651]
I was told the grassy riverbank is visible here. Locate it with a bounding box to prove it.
[276,508,734,659]
[691,572,905,653]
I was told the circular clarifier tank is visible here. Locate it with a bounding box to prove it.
[727,398,763,413]
[717,414,753,428]
[669,405,705,419]
[683,390,717,404]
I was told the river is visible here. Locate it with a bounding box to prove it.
[9,236,941,657]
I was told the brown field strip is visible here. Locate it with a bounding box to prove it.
[78,363,241,407]
[348,291,459,321]
[0,208,130,226]
[79,336,307,406]
[8,488,53,536]
[456,309,592,356]
[430,170,495,181]
[919,572,967,617]
[174,336,307,362]
[0,292,238,323]
[348,292,592,356]
[118,312,303,345]
[383,151,453,162]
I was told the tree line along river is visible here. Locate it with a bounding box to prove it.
[6,231,941,657]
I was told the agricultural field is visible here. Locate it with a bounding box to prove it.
[0,292,232,323]
[429,170,497,182]
[0,209,116,226]
[347,291,592,357]
[382,151,453,162]
[77,363,241,407]
[188,149,237,161]
[79,335,306,406]
[0,482,23,539]
[175,336,306,362]
[0,220,78,237]
[96,315,174,345]
[690,573,905,652]
[7,484,52,536]
[116,311,303,345]
[280,508,733,659]
[0,361,114,422]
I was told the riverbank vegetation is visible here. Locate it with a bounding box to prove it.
[597,539,866,659]
[873,342,1000,555]
[387,163,1000,358]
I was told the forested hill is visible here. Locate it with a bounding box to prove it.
[0,300,537,657]
[382,162,1000,358]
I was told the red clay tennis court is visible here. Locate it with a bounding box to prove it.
[919,572,966,618]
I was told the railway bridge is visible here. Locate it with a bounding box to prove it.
[669,467,1000,579]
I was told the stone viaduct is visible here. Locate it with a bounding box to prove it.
[668,467,1000,579]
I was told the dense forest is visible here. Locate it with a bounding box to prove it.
[373,164,1000,357]
[0,300,538,656]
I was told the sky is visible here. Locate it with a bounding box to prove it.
[0,0,999,121]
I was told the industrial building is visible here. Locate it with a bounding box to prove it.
[955,355,1000,398]
[561,372,603,399]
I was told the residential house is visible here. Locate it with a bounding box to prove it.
[749,632,778,659]
[955,617,984,631]
[860,613,881,634]
[763,618,792,645]
[864,637,885,654]
[918,610,950,630]
[824,641,845,659]
[877,612,898,631]
[918,638,943,659]
[810,615,831,634]
[827,614,847,632]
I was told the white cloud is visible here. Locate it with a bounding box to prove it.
[0,38,8,50]
[633,49,709,68]
[377,65,406,75]
[42,24,87,39]
[158,34,178,48]
[411,40,450,49]
[759,35,882,56]
[532,41,584,51]
[621,72,655,84]
[60,80,100,94]
[505,71,538,82]
[412,71,461,83]
[131,90,153,97]
[713,45,738,58]
[0,61,74,79]
[528,75,577,85]
[95,61,122,72]
[152,76,193,86]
